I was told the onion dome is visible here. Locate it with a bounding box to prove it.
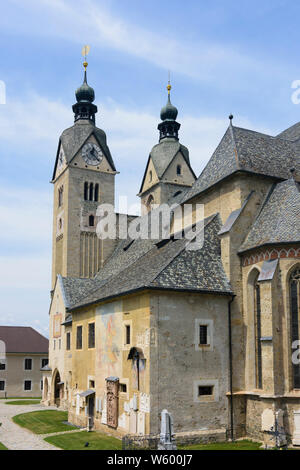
[75,70,95,103]
[72,61,97,124]
[158,82,180,141]
[160,85,178,121]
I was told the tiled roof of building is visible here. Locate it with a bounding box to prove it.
[63,214,232,310]
[182,124,300,203]
[239,178,300,253]
[277,122,300,141]
[0,326,48,353]
[52,120,116,180]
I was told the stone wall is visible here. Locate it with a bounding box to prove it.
[149,291,230,435]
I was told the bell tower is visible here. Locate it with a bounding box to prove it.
[51,55,118,289]
[138,80,196,214]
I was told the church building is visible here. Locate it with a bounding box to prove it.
[42,59,300,445]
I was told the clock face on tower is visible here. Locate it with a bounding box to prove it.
[81,142,103,166]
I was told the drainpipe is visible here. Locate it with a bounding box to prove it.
[228,295,235,441]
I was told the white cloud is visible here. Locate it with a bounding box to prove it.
[0,186,52,247]
[7,0,281,83]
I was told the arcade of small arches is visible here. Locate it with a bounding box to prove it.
[243,246,300,267]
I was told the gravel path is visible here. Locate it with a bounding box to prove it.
[0,400,63,450]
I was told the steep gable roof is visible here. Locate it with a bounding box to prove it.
[0,326,48,353]
[239,178,300,253]
[277,122,300,141]
[139,138,196,193]
[182,124,300,203]
[52,120,116,181]
[63,214,232,311]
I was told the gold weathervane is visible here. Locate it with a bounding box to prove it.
[167,70,171,95]
[81,45,91,70]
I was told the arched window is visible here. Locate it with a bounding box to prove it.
[89,183,94,201]
[89,215,95,227]
[84,182,88,201]
[254,278,262,389]
[58,186,63,207]
[176,165,182,175]
[146,194,154,211]
[94,184,99,202]
[290,268,300,389]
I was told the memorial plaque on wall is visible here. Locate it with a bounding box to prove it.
[106,377,119,428]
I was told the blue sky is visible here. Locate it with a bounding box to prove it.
[1,0,300,335]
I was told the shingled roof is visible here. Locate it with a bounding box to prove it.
[52,120,116,181]
[0,326,48,353]
[62,214,232,311]
[239,178,300,253]
[139,138,196,193]
[182,124,300,203]
[277,122,300,141]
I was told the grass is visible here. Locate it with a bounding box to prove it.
[45,431,122,450]
[0,442,8,450]
[6,400,41,405]
[0,397,41,400]
[179,440,262,450]
[12,410,77,434]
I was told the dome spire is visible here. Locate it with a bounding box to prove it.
[72,45,98,124]
[158,74,180,141]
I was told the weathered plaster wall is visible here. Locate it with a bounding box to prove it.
[149,291,230,435]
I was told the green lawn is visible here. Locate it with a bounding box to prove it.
[0,442,8,450]
[12,410,77,434]
[0,397,42,400]
[6,400,41,405]
[45,431,122,450]
[179,440,262,450]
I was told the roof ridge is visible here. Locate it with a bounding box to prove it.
[148,214,218,286]
[229,124,240,170]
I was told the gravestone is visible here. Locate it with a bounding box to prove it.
[292,410,300,446]
[157,409,177,450]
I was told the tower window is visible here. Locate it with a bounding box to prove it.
[89,215,95,227]
[58,186,63,207]
[176,165,182,175]
[146,194,154,211]
[94,184,99,202]
[84,182,88,201]
[89,183,94,201]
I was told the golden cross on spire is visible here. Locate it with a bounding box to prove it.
[81,45,91,71]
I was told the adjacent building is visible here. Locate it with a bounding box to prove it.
[0,326,49,397]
